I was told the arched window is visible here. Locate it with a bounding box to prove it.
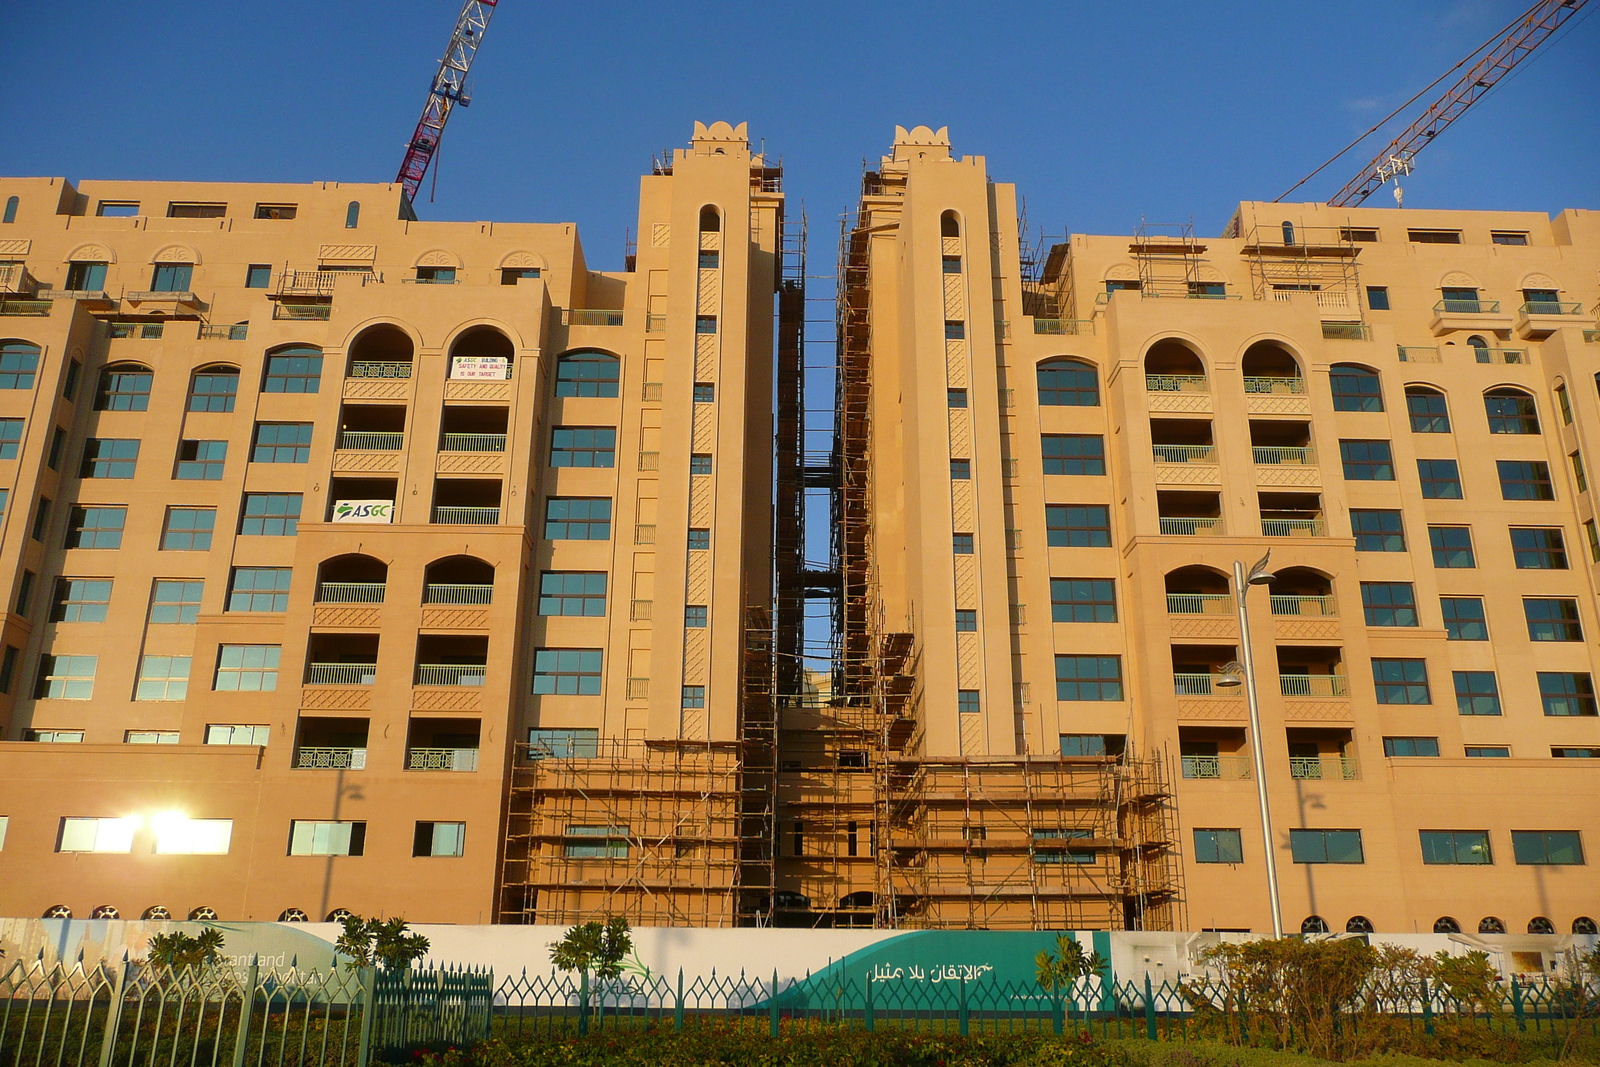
[263,344,323,393]
[1478,916,1506,934]
[1345,915,1375,934]
[345,201,360,229]
[449,326,514,381]
[1432,916,1461,934]
[699,206,720,232]
[1281,221,1295,246]
[188,364,239,412]
[348,324,415,377]
[1241,341,1303,391]
[554,350,620,398]
[941,211,960,238]
[1301,915,1330,934]
[0,340,41,390]
[424,556,495,604]
[1145,340,1206,390]
[316,555,389,603]
[2,196,17,224]
[1573,916,1598,934]
[1468,335,1490,362]
[1037,358,1099,407]
[1163,566,1230,613]
[1484,387,1539,435]
[1329,363,1383,412]
[1404,386,1450,433]
[1528,916,1556,934]
[94,363,153,411]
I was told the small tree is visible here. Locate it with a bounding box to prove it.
[549,917,633,983]
[146,928,225,969]
[1035,933,1107,1022]
[334,915,430,972]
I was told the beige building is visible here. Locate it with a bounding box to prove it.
[0,122,1596,935]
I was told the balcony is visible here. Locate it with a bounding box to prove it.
[1032,318,1093,335]
[1515,300,1584,340]
[198,324,248,341]
[348,361,413,379]
[1167,593,1233,615]
[1321,322,1368,341]
[565,309,624,327]
[1243,377,1305,395]
[1152,444,1215,464]
[423,583,493,605]
[0,264,39,294]
[1261,516,1326,537]
[1160,517,1222,536]
[1253,446,1315,465]
[431,506,500,525]
[1173,673,1240,696]
[406,747,479,772]
[316,582,386,604]
[1145,374,1208,394]
[1288,755,1360,781]
[1429,298,1509,337]
[1395,345,1441,364]
[1279,674,1347,698]
[295,747,367,770]
[415,664,486,687]
[304,663,377,686]
[338,431,403,451]
[0,298,51,317]
[1270,594,1336,617]
[1181,755,1253,780]
[274,303,331,321]
[1470,346,1528,364]
[440,433,507,453]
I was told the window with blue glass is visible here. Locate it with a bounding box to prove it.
[0,341,40,390]
[1055,655,1123,701]
[149,263,193,292]
[1540,672,1597,717]
[262,347,322,393]
[176,440,227,480]
[239,493,301,536]
[81,439,139,479]
[252,423,313,463]
[1429,526,1475,568]
[1329,364,1382,411]
[95,364,152,411]
[1340,439,1394,480]
[1372,658,1431,704]
[1042,434,1106,476]
[1525,598,1583,642]
[1405,387,1450,433]
[1383,736,1440,757]
[1050,578,1117,622]
[1417,458,1462,499]
[1440,596,1487,640]
[227,568,291,612]
[1454,671,1501,716]
[544,498,611,540]
[550,427,616,468]
[1350,509,1404,552]
[553,351,620,397]
[1497,460,1554,500]
[531,649,602,695]
[188,365,239,412]
[1046,504,1111,547]
[1289,829,1364,864]
[1037,358,1099,407]
[1511,527,1567,569]
[1485,389,1539,435]
[1360,582,1417,626]
[538,572,607,617]
[65,506,125,549]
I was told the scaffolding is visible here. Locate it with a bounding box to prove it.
[1238,220,1363,313]
[1130,220,1208,298]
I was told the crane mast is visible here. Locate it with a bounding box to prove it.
[1324,0,1586,207]
[395,0,500,204]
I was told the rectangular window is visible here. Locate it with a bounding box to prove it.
[949,458,971,479]
[125,731,179,743]
[684,604,707,628]
[96,201,140,217]
[544,497,612,540]
[694,315,717,335]
[64,506,125,550]
[1055,655,1123,701]
[550,427,616,468]
[1454,671,1501,716]
[1342,228,1379,242]
[1511,830,1584,866]
[213,645,280,691]
[25,730,84,742]
[263,351,322,393]
[538,572,607,616]
[1416,458,1462,499]
[945,534,972,557]
[0,345,39,390]
[1351,509,1404,552]
[14,571,34,616]
[0,645,18,694]
[942,255,962,274]
[947,388,967,408]
[245,264,271,288]
[1420,830,1492,865]
[1032,829,1095,864]
[1383,736,1440,757]
[1194,828,1244,864]
[188,368,237,412]
[1588,520,1600,563]
[150,263,194,291]
[1372,658,1431,704]
[1051,578,1117,622]
[58,817,138,853]
[1360,582,1417,626]
[415,266,455,283]
[239,494,301,536]
[682,684,706,708]
[1289,828,1365,863]
[34,654,97,699]
[957,690,980,714]
[1539,672,1597,716]
[252,423,313,463]
[288,821,366,857]
[31,497,50,541]
[1498,460,1554,501]
[1429,526,1475,568]
[50,579,112,623]
[1553,748,1600,759]
[206,724,269,746]
[1557,384,1573,425]
[1046,504,1111,547]
[1571,451,1587,493]
[81,439,140,479]
[1511,527,1567,569]
[531,649,603,695]
[253,203,296,219]
[697,251,718,269]
[690,453,712,475]
[227,567,291,612]
[0,417,22,459]
[693,383,715,403]
[1330,366,1383,411]
[1525,598,1583,641]
[153,818,231,855]
[176,440,227,479]
[1060,734,1124,757]
[944,320,965,340]
[1491,231,1529,246]
[955,609,977,631]
[527,727,599,759]
[564,825,628,859]
[135,656,191,701]
[162,507,216,550]
[502,267,540,284]
[1466,746,1510,758]
[46,427,65,470]
[167,202,225,219]
[1365,286,1390,310]
[1042,434,1106,476]
[413,821,466,858]
[1340,439,1394,480]
[1407,229,1461,244]
[1486,392,1540,435]
[687,528,710,551]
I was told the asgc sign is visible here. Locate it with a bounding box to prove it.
[331,500,394,524]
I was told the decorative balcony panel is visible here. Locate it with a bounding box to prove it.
[443,380,511,402]
[412,689,483,714]
[1169,616,1238,641]
[343,378,412,401]
[311,605,382,630]
[419,607,490,630]
[332,450,401,474]
[1288,756,1360,780]
[1180,755,1253,780]
[435,453,505,475]
[299,688,372,712]
[1146,391,1213,414]
[1154,465,1220,487]
[1174,699,1248,722]
[406,747,479,772]
[295,747,367,770]
[1257,466,1321,487]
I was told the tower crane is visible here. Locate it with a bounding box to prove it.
[1277,0,1589,207]
[395,0,501,203]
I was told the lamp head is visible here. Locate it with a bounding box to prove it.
[1214,660,1245,688]
[1246,550,1275,586]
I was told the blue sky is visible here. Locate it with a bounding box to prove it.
[4,1,1597,270]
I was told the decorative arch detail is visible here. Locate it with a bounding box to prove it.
[64,242,115,263]
[1193,265,1227,283]
[151,244,199,265]
[414,248,461,268]
[498,249,547,271]
[1438,270,1478,289]
[1104,263,1139,282]
[1519,271,1560,291]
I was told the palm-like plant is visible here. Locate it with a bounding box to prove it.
[1034,934,1107,1002]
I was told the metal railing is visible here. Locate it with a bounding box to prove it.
[424,583,493,604]
[107,322,161,338]
[295,746,368,769]
[338,430,403,451]
[1261,517,1326,537]
[0,263,34,293]
[1289,755,1361,780]
[1434,298,1500,314]
[1152,444,1215,463]
[406,747,480,771]
[440,433,507,452]
[1173,673,1240,696]
[415,664,486,686]
[1243,376,1305,394]
[1280,674,1348,697]
[1252,446,1314,465]
[645,314,666,332]
[349,360,414,378]
[274,303,332,320]
[1032,318,1092,335]
[1159,517,1221,536]
[1321,322,1369,341]
[1519,300,1582,316]
[304,664,377,686]
[431,506,500,525]
[1145,374,1209,393]
[0,299,51,316]
[1181,755,1253,779]
[317,582,386,604]
[1473,347,1528,364]
[1396,345,1441,363]
[1166,593,1233,614]
[566,309,624,326]
[198,323,248,340]
[642,382,663,401]
[1270,594,1336,616]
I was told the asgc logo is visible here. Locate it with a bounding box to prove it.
[331,500,394,524]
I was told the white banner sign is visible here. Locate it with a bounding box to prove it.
[330,500,394,524]
[449,356,509,381]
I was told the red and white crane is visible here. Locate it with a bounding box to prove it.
[395,0,501,203]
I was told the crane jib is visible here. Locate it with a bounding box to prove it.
[394,0,501,202]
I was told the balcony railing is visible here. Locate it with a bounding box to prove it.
[1243,377,1305,395]
[1519,300,1582,316]
[406,747,479,772]
[1153,444,1215,463]
[1252,446,1315,465]
[1173,673,1239,696]
[566,309,624,326]
[1166,593,1234,615]
[1270,594,1336,617]
[295,747,367,770]
[1181,755,1253,780]
[0,299,52,317]
[1032,318,1093,335]
[431,506,500,525]
[1261,517,1326,537]
[1160,517,1222,536]
[1396,345,1441,363]
[273,303,331,321]
[1280,674,1348,698]
[338,431,403,451]
[1434,299,1500,315]
[415,664,486,686]
[1289,756,1360,780]
[642,382,663,402]
[1321,322,1369,341]
[316,582,386,604]
[348,361,413,379]
[304,663,377,686]
[1145,374,1209,393]
[198,323,248,341]
[440,433,507,452]
[645,314,666,333]
[423,583,493,605]
[1472,347,1527,365]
